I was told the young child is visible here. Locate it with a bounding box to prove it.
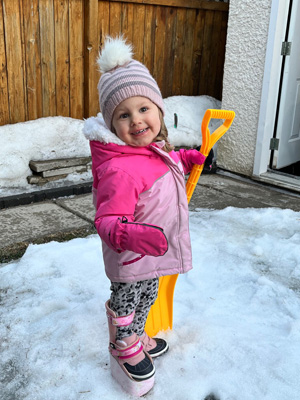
[83,36,206,396]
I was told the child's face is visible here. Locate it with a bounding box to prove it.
[112,96,161,147]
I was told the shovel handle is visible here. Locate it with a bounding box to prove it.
[186,109,235,203]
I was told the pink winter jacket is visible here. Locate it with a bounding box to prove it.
[83,116,193,283]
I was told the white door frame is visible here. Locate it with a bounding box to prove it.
[253,0,291,177]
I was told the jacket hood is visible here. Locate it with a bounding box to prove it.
[83,115,126,146]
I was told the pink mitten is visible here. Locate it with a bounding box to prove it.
[177,149,206,174]
[105,217,168,256]
[185,149,206,165]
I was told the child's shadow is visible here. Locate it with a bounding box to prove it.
[204,394,220,400]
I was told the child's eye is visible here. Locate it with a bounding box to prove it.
[140,107,148,113]
[120,113,129,119]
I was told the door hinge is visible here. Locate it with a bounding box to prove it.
[270,138,279,151]
[281,41,292,56]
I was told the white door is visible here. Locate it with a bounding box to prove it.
[273,0,300,169]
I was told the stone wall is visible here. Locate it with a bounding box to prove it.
[219,0,272,176]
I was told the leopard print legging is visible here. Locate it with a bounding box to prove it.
[110,278,159,340]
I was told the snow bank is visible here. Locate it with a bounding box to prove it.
[0,117,88,189]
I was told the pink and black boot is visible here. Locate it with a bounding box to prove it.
[105,300,155,396]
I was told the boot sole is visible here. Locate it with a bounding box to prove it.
[149,342,169,358]
[110,354,155,397]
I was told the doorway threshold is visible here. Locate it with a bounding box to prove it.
[254,171,300,194]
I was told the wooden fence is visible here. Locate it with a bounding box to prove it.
[0,0,228,126]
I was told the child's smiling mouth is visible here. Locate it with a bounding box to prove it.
[132,128,148,136]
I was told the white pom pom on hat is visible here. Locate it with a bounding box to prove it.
[97,36,165,131]
[97,36,133,74]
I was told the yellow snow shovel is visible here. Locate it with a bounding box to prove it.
[145,109,235,337]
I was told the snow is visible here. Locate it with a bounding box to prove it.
[0,95,220,195]
[164,95,221,147]
[1,207,300,400]
[2,93,299,398]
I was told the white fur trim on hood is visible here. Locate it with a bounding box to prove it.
[83,114,126,145]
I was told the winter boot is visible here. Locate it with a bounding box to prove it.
[105,300,155,396]
[140,331,169,358]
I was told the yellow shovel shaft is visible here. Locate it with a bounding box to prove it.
[145,109,235,337]
[186,164,205,204]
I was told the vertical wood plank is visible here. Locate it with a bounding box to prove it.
[109,1,122,35]
[153,6,166,96]
[98,0,110,115]
[84,0,99,117]
[132,4,144,63]
[198,9,214,96]
[205,11,222,98]
[214,10,228,100]
[182,9,196,95]
[54,0,70,116]
[121,3,134,44]
[191,9,205,96]
[2,0,26,123]
[23,0,42,121]
[39,0,56,116]
[98,0,110,49]
[19,0,29,121]
[143,5,156,72]
[69,0,84,119]
[172,7,185,96]
[163,7,176,98]
[0,0,10,125]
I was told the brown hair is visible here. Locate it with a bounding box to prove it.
[154,110,174,153]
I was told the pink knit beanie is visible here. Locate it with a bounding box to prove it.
[97,36,165,131]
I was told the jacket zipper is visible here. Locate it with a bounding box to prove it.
[120,216,165,233]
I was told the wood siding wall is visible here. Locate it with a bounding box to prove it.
[0,0,228,126]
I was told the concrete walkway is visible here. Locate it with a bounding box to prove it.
[1,172,300,263]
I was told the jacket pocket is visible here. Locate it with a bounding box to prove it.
[121,254,145,266]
